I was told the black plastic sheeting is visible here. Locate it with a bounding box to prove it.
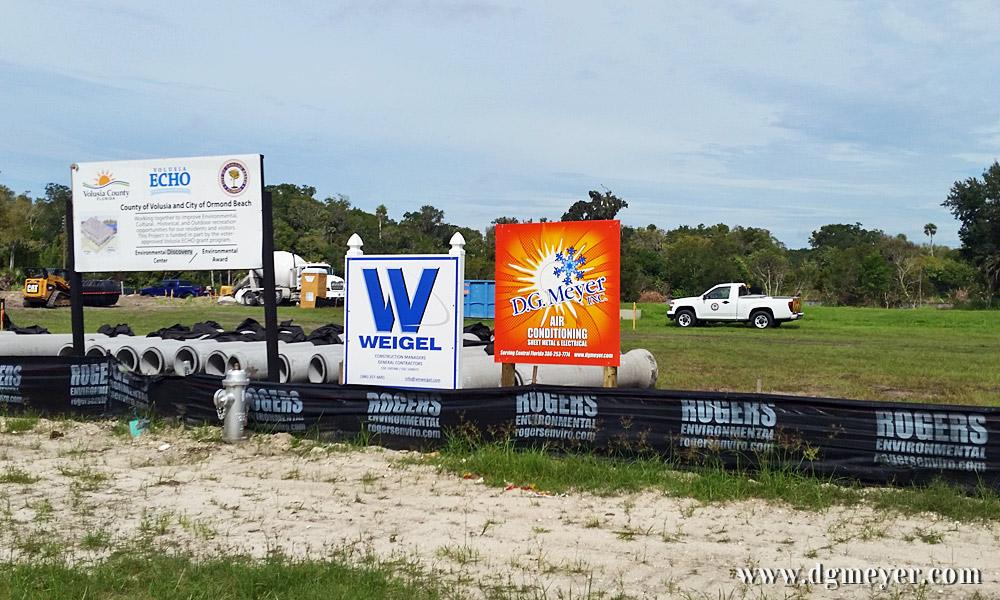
[1,355,997,492]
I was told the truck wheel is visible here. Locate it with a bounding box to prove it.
[181,292,193,299]
[675,310,697,328]
[241,291,259,306]
[750,310,773,329]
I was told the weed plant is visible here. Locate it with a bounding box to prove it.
[0,550,459,600]
[431,433,1000,523]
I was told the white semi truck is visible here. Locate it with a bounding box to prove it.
[232,251,345,306]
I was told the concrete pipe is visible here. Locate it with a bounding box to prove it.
[112,336,185,372]
[511,348,658,388]
[3,333,77,356]
[278,344,327,383]
[137,339,191,375]
[82,337,139,358]
[173,340,228,375]
[461,352,504,388]
[115,337,203,373]
[85,344,110,358]
[114,345,141,371]
[50,334,115,357]
[306,345,347,384]
[172,339,264,375]
[217,343,273,379]
[226,341,341,381]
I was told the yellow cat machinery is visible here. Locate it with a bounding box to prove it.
[22,268,120,308]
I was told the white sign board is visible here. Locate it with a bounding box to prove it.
[70,154,263,272]
[344,255,463,389]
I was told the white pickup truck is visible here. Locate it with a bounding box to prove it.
[667,283,803,329]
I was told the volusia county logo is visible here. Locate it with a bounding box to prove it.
[82,171,130,196]
[219,160,249,195]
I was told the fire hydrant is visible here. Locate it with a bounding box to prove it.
[213,366,249,442]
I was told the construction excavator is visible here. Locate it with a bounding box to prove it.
[22,268,120,308]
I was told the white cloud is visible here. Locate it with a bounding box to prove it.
[0,1,996,250]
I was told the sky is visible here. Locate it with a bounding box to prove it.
[2,1,999,250]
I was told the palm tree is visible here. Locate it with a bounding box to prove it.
[924,223,937,256]
[375,205,387,240]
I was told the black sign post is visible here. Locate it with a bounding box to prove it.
[260,185,280,383]
[66,181,85,357]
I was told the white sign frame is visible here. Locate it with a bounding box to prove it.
[344,255,463,389]
[70,154,263,272]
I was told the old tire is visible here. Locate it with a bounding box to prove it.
[750,310,773,329]
[675,310,697,328]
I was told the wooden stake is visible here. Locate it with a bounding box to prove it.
[531,365,539,384]
[603,366,618,388]
[501,363,517,387]
[756,378,762,394]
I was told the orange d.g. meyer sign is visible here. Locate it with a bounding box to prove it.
[494,220,620,367]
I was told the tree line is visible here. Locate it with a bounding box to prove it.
[1,163,999,307]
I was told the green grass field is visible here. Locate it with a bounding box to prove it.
[3,299,999,599]
[4,298,998,406]
[625,304,1000,406]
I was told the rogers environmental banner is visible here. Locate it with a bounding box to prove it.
[494,220,620,367]
[1,356,998,492]
[71,154,264,272]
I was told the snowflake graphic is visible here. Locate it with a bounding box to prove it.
[553,246,587,286]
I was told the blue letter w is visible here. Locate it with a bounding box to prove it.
[362,268,439,333]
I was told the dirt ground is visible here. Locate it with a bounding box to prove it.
[0,289,191,311]
[0,418,996,599]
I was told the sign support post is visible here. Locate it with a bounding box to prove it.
[501,363,516,387]
[66,185,84,356]
[260,188,279,382]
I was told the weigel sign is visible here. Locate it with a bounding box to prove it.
[344,256,463,389]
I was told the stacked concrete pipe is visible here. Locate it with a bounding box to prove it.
[278,344,338,383]
[173,339,261,376]
[136,339,193,375]
[76,337,142,359]
[54,334,115,357]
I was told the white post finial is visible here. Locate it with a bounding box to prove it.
[449,232,466,257]
[346,233,364,257]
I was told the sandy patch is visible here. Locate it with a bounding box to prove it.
[0,418,996,599]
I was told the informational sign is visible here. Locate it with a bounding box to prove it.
[70,154,264,272]
[343,256,463,389]
[494,220,620,367]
